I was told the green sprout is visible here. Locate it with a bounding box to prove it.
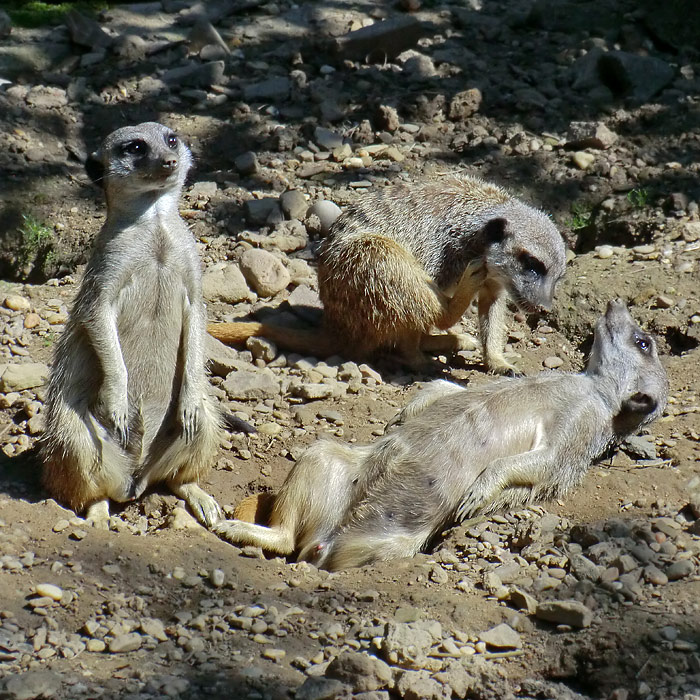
[18,213,54,270]
[566,202,592,231]
[627,188,649,209]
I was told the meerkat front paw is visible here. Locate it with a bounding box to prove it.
[85,500,110,530]
[97,385,129,448]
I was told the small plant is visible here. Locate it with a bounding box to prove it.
[6,1,109,28]
[18,213,55,271]
[627,187,649,209]
[43,332,56,347]
[566,202,592,231]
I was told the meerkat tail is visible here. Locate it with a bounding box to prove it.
[207,321,339,357]
[234,492,276,524]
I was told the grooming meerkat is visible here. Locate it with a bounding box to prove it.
[41,122,223,528]
[208,175,567,373]
[213,300,668,570]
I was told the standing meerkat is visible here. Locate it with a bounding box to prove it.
[41,122,223,528]
[213,300,668,570]
[208,175,567,373]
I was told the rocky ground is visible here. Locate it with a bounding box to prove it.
[1,0,700,698]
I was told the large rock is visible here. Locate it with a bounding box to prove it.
[478,623,521,649]
[279,190,308,220]
[382,620,441,667]
[395,670,447,700]
[65,9,113,50]
[598,51,675,101]
[3,671,61,700]
[202,263,251,304]
[294,677,350,700]
[239,249,290,297]
[244,198,283,226]
[188,18,229,54]
[566,121,617,150]
[0,363,49,392]
[326,652,393,692]
[243,77,291,102]
[206,335,244,378]
[333,16,426,62]
[535,600,593,628]
[223,366,280,400]
[162,61,225,88]
[572,48,675,102]
[307,200,342,235]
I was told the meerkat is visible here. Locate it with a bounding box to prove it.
[213,300,668,570]
[41,122,223,528]
[208,175,567,373]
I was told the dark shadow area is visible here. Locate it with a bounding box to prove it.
[0,446,43,501]
[0,0,699,280]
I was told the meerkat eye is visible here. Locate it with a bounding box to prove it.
[518,252,547,277]
[634,333,651,354]
[121,140,148,156]
[166,134,178,149]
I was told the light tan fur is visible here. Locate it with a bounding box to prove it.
[214,300,668,569]
[41,122,222,528]
[209,175,566,373]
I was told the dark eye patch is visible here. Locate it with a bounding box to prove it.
[518,251,547,277]
[634,332,652,354]
[120,140,148,156]
[166,133,178,149]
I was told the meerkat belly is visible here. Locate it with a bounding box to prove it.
[117,267,185,405]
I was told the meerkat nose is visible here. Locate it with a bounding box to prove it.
[161,158,178,171]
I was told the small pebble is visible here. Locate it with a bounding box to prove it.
[35,584,63,601]
[572,151,595,170]
[543,356,564,369]
[262,648,286,661]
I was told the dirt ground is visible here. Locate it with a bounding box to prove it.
[0,1,699,698]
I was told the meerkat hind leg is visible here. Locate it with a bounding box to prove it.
[85,499,110,530]
[170,482,222,528]
[213,519,295,555]
[386,379,464,431]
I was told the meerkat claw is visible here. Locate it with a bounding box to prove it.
[112,414,129,449]
[180,405,200,445]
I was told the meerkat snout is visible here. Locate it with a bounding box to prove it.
[483,206,566,315]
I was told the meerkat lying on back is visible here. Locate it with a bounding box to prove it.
[214,300,668,569]
[208,175,567,373]
[41,122,223,528]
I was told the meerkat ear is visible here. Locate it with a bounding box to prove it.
[483,217,508,242]
[85,153,105,187]
[620,392,657,416]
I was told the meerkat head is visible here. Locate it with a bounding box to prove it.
[85,122,193,201]
[588,299,668,431]
[480,203,567,314]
